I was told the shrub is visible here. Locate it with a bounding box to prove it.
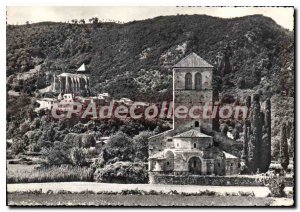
[46,190,54,194]
[94,161,148,183]
[70,147,86,166]
[238,191,255,197]
[148,190,159,195]
[10,138,27,155]
[237,77,245,89]
[42,142,71,166]
[79,190,95,194]
[120,189,144,195]
[102,131,135,162]
[81,134,96,148]
[168,190,179,195]
[133,131,154,162]
[57,190,72,194]
[267,176,286,197]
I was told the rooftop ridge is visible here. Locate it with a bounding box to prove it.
[173,52,213,68]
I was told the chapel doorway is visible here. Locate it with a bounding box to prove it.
[188,157,201,175]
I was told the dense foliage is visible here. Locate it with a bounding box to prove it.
[93,161,148,183]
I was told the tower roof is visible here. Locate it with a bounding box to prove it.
[173,129,212,138]
[173,52,213,68]
[77,63,86,72]
[222,151,238,159]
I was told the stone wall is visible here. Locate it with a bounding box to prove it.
[149,173,294,187]
[148,129,174,156]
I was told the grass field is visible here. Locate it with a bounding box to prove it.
[8,193,278,206]
[7,164,93,183]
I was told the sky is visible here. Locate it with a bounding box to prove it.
[7,6,294,30]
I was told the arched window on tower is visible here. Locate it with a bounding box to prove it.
[195,121,199,128]
[195,72,202,90]
[185,73,192,90]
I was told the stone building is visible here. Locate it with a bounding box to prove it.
[148,53,239,179]
[56,73,89,95]
[52,64,90,96]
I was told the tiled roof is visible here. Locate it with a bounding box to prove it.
[222,151,238,159]
[173,129,212,138]
[149,151,164,159]
[173,52,213,68]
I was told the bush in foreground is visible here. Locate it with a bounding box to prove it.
[93,161,148,184]
[267,176,286,197]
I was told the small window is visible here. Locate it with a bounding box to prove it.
[185,73,192,90]
[193,160,197,168]
[194,143,196,148]
[195,121,199,127]
[195,72,202,90]
[218,163,221,167]
[167,161,170,166]
[167,138,172,142]
[231,163,233,167]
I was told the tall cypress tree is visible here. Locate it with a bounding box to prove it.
[243,119,250,161]
[246,95,251,118]
[289,124,294,159]
[260,99,272,172]
[251,94,263,173]
[280,122,289,172]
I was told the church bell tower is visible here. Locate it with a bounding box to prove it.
[173,52,214,133]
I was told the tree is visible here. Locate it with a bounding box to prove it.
[70,147,86,166]
[10,137,27,155]
[289,124,294,159]
[242,119,250,162]
[89,17,98,25]
[280,122,289,172]
[232,127,240,140]
[245,95,251,117]
[63,133,82,148]
[81,133,96,148]
[220,123,229,136]
[237,77,245,89]
[260,99,271,172]
[220,45,232,77]
[133,131,154,162]
[19,121,31,135]
[71,19,78,24]
[250,94,263,173]
[103,131,134,163]
[42,141,71,166]
[72,122,85,133]
[79,19,85,24]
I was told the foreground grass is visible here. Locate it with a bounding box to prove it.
[7,164,93,183]
[8,193,275,206]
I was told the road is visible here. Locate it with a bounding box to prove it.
[7,182,293,198]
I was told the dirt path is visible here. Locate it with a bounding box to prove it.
[7,182,293,198]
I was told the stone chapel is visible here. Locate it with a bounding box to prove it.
[148,53,239,179]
